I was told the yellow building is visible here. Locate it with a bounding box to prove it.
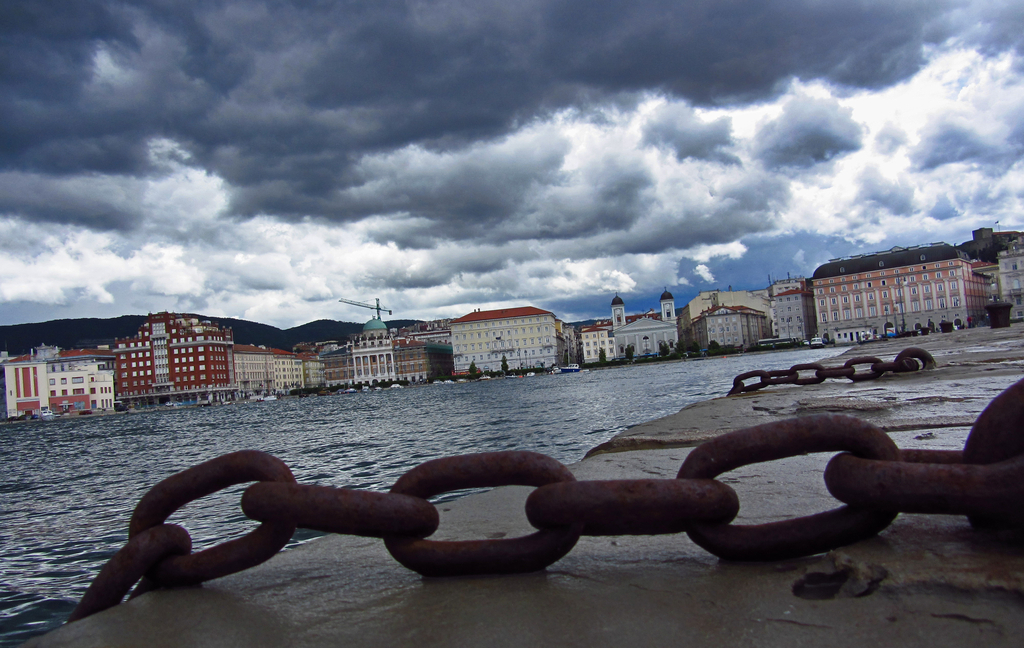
[451,306,558,372]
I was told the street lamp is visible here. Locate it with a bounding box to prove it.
[899,277,908,334]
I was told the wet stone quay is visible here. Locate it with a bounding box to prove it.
[26,325,1024,648]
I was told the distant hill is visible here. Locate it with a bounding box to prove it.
[0,315,422,355]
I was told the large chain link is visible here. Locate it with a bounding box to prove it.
[68,374,1023,624]
[727,347,936,395]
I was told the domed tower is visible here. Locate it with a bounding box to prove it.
[660,289,676,323]
[611,294,625,330]
[362,317,388,339]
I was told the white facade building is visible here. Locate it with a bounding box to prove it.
[997,237,1024,319]
[609,292,678,358]
[451,306,558,373]
[580,323,614,363]
[350,318,397,384]
[768,278,815,341]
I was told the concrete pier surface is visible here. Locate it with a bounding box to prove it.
[28,326,1024,647]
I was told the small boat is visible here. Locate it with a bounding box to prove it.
[559,364,581,373]
[39,407,56,421]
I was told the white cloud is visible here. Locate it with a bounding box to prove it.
[694,264,715,283]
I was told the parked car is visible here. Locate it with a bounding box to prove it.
[809,337,825,348]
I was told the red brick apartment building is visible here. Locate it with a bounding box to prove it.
[114,312,235,405]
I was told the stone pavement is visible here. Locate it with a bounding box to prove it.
[28,326,1024,647]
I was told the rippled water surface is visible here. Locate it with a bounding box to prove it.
[1,349,840,646]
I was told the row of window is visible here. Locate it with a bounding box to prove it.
[48,376,87,385]
[819,296,961,321]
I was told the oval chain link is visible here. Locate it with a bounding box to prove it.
[676,414,900,561]
[129,450,297,587]
[383,451,583,577]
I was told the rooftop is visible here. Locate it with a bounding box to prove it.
[452,306,554,324]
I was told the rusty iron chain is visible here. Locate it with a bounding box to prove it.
[68,373,1022,624]
[727,347,936,396]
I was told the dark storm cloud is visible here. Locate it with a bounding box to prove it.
[641,104,739,164]
[357,141,654,247]
[0,173,143,230]
[361,247,520,291]
[927,194,961,221]
[753,96,864,169]
[1,0,960,227]
[911,122,1007,171]
[856,168,915,216]
[562,171,789,258]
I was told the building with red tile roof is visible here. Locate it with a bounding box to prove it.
[451,306,558,372]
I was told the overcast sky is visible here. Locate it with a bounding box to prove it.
[2,0,1023,328]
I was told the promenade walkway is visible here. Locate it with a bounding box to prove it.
[29,326,1024,647]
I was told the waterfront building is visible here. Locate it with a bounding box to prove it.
[609,292,679,358]
[691,305,768,350]
[271,348,304,392]
[580,322,614,362]
[233,344,274,397]
[678,288,772,345]
[394,340,454,383]
[321,346,352,386]
[4,346,116,418]
[298,352,325,389]
[114,312,235,405]
[0,352,8,416]
[557,320,582,365]
[451,306,558,372]
[810,243,988,341]
[997,236,1024,319]
[768,277,815,341]
[351,318,397,384]
[399,319,453,345]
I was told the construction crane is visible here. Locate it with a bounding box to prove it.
[338,297,392,321]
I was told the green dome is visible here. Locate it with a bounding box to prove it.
[363,318,388,332]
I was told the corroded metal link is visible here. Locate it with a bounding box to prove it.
[961,376,1024,529]
[791,363,826,385]
[525,479,739,536]
[67,524,191,623]
[677,414,900,478]
[385,451,582,577]
[964,376,1024,465]
[727,370,772,396]
[241,482,439,538]
[129,450,297,587]
[895,347,936,371]
[728,348,936,395]
[871,360,905,374]
[842,357,885,381]
[901,448,963,464]
[677,414,900,561]
[765,369,798,386]
[816,366,856,380]
[683,507,897,562]
[824,452,1024,526]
